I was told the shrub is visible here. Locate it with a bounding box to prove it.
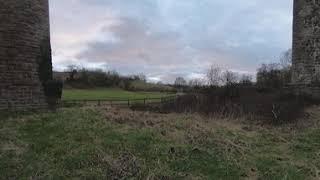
[44,80,63,99]
[38,38,53,87]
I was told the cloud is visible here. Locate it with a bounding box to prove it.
[50,0,293,83]
[77,17,184,68]
[76,17,239,81]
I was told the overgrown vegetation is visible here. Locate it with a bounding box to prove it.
[37,38,64,108]
[1,107,320,179]
[161,86,320,125]
[155,49,303,124]
[38,38,53,86]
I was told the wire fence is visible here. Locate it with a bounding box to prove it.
[61,95,177,108]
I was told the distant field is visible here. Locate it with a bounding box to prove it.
[62,88,174,100]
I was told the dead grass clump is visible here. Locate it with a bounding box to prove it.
[107,152,142,179]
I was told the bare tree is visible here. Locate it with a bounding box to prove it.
[137,73,147,82]
[206,64,222,86]
[174,77,187,87]
[66,64,79,81]
[222,70,239,85]
[257,63,285,88]
[280,49,292,69]
[239,74,253,85]
[188,78,204,88]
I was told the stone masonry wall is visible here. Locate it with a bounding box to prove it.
[0,0,51,110]
[292,0,320,85]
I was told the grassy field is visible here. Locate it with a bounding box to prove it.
[62,88,174,101]
[1,107,320,179]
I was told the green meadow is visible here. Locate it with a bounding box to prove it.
[62,88,174,100]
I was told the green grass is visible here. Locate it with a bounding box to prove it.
[1,108,320,179]
[62,88,173,101]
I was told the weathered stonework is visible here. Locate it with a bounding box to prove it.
[0,0,52,110]
[292,0,320,85]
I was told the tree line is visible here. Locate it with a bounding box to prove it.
[57,49,292,92]
[59,65,176,92]
[174,49,292,90]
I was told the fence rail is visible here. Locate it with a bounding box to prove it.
[61,95,177,108]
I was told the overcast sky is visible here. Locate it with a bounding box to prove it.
[49,0,293,83]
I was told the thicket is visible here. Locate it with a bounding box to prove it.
[162,85,318,124]
[159,50,319,124]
